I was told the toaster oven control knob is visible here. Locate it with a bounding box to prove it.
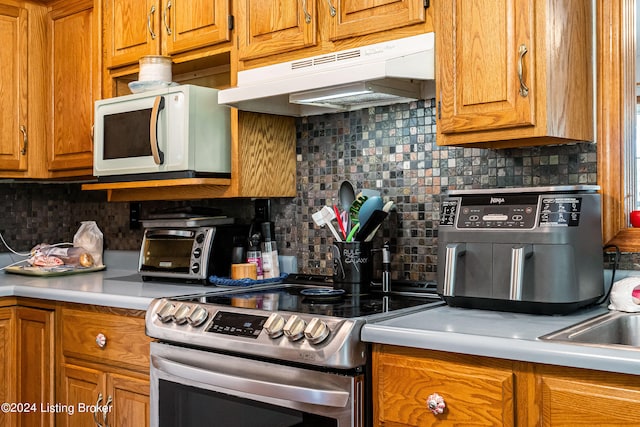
[191,263,200,274]
[263,313,285,338]
[187,306,209,327]
[283,315,306,341]
[304,318,330,344]
[173,304,191,325]
[196,233,205,244]
[156,302,176,323]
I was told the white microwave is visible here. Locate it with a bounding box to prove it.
[93,84,231,181]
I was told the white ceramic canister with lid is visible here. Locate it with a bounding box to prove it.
[138,55,172,82]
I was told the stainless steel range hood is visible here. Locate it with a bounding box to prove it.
[218,33,435,117]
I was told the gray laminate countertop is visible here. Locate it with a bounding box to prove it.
[0,251,224,310]
[362,303,640,375]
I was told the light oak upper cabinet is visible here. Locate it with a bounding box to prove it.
[47,0,96,176]
[104,0,231,69]
[435,0,594,148]
[0,4,28,172]
[237,0,317,61]
[237,0,432,65]
[328,0,427,41]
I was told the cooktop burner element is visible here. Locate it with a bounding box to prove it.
[146,282,443,369]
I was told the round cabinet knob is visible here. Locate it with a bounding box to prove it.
[187,306,209,327]
[283,315,306,341]
[304,318,330,344]
[263,313,286,338]
[95,333,107,349]
[427,393,446,415]
[173,304,191,325]
[156,302,176,323]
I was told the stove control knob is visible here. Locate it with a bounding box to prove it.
[156,302,176,323]
[263,313,285,338]
[283,315,306,341]
[173,304,191,325]
[187,306,209,327]
[304,318,330,344]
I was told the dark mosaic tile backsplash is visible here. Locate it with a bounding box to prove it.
[0,99,626,280]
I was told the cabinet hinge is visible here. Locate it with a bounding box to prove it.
[228,15,234,31]
[424,0,430,8]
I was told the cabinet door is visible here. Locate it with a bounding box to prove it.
[163,0,231,55]
[0,308,14,427]
[328,0,426,41]
[15,307,54,427]
[437,0,534,134]
[59,364,103,427]
[106,373,150,427]
[104,0,160,68]
[373,346,516,426]
[0,4,28,171]
[237,0,317,61]
[534,365,640,426]
[48,1,95,173]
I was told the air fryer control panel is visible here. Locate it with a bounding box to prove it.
[440,194,583,229]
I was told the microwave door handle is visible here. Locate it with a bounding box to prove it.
[150,96,165,165]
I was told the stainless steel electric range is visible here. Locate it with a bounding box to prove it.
[145,277,442,427]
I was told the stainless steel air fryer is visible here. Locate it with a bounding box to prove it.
[437,186,604,314]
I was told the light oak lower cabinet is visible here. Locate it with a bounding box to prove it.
[533,364,640,426]
[373,345,519,426]
[0,305,55,427]
[0,308,14,427]
[373,344,640,427]
[58,307,151,427]
[16,306,55,427]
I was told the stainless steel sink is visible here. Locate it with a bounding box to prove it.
[539,311,640,350]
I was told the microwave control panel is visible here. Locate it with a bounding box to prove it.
[440,194,583,229]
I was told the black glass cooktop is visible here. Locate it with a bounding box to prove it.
[176,284,442,319]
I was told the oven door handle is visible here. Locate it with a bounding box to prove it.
[152,355,350,408]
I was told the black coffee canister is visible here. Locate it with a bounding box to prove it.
[332,241,373,295]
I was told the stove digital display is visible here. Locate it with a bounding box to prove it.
[206,311,268,339]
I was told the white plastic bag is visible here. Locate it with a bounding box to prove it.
[608,276,640,312]
[73,221,104,267]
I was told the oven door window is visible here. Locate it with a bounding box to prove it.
[141,232,194,273]
[159,380,337,427]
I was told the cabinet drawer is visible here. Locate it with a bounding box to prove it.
[373,346,515,427]
[62,308,150,370]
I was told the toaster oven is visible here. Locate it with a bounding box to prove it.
[139,223,249,283]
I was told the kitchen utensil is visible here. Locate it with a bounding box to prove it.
[346,223,359,242]
[338,181,356,212]
[349,194,368,225]
[382,200,395,213]
[333,205,346,238]
[357,196,384,229]
[312,206,342,241]
[356,210,388,241]
[360,189,381,198]
[361,200,395,241]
